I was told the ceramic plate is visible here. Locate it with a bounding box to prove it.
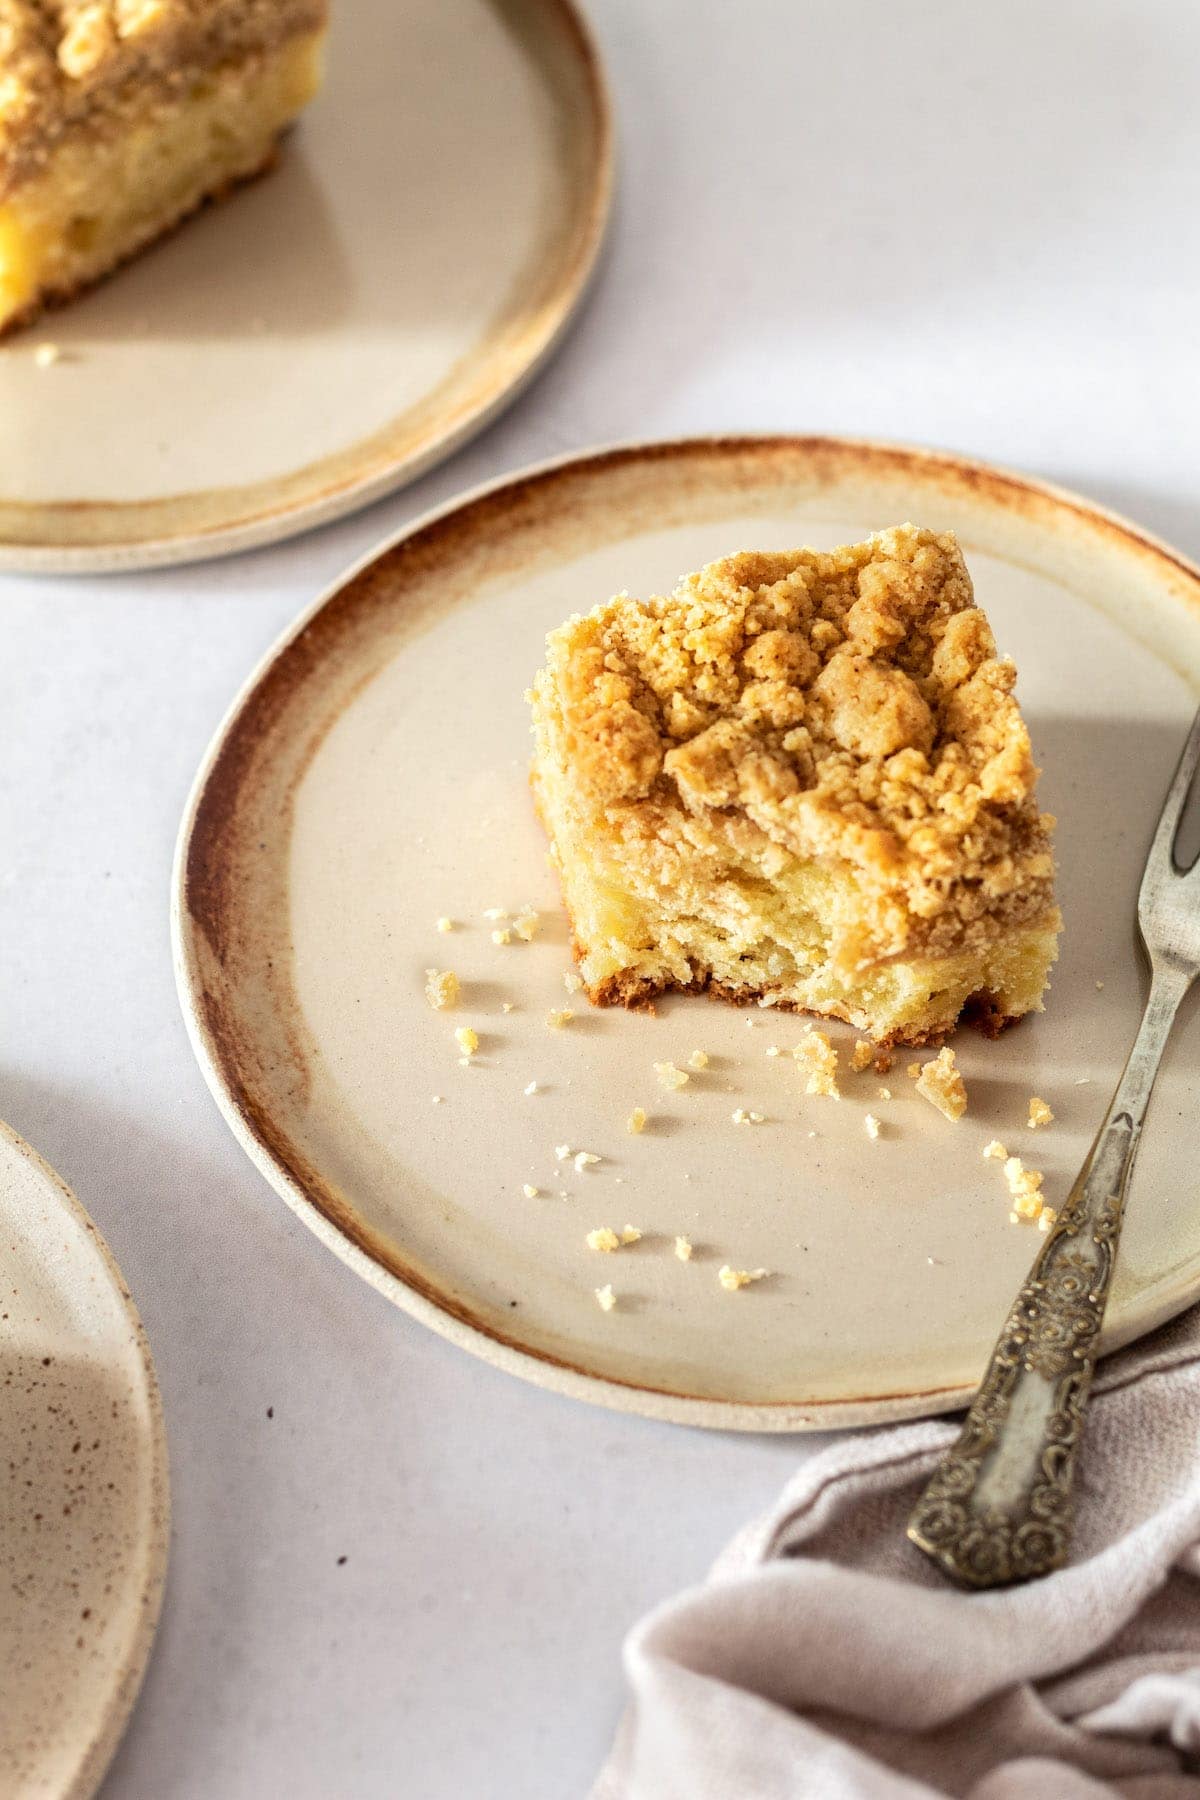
[0,0,610,573]
[0,1120,168,1798]
[173,437,1200,1431]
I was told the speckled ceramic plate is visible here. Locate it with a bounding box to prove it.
[0,0,610,574]
[173,436,1200,1430]
[0,1120,168,1798]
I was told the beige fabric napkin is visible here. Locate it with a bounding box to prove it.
[593,1310,1200,1798]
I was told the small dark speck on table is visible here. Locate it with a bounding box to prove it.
[337,1555,347,1566]
[266,1406,274,1419]
[509,1299,519,1308]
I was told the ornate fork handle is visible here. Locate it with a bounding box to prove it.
[907,963,1192,1588]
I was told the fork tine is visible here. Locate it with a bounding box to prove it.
[1145,703,1200,880]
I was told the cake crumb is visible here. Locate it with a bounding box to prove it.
[718,1265,768,1292]
[765,1045,781,1058]
[435,916,454,933]
[512,910,540,942]
[1027,1096,1054,1129]
[627,1107,647,1135]
[674,1236,693,1262]
[491,928,512,946]
[454,1026,478,1057]
[522,1184,539,1199]
[483,907,508,921]
[546,1008,574,1029]
[654,1061,690,1091]
[983,1139,1008,1160]
[501,1001,515,1014]
[850,1040,875,1073]
[907,1063,921,1079]
[1096,980,1105,991]
[523,1081,539,1096]
[431,1094,443,1105]
[34,342,62,367]
[1074,1077,1090,1086]
[731,1107,764,1125]
[620,1224,642,1245]
[595,1284,617,1312]
[425,968,460,1010]
[688,1049,710,1071]
[574,1151,601,1173]
[864,1113,881,1139]
[586,1227,620,1252]
[878,1087,892,1101]
[915,1048,967,1122]
[794,1030,840,1098]
[563,970,583,993]
[1038,1207,1059,1233]
[554,1143,571,1161]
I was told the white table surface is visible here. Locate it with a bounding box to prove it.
[5,3,1200,1795]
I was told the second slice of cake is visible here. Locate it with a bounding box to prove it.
[530,524,1060,1045]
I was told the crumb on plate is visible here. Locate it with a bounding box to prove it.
[654,1061,690,1091]
[914,1047,967,1121]
[1027,1096,1054,1129]
[718,1265,768,1291]
[425,968,459,1011]
[794,1030,840,1098]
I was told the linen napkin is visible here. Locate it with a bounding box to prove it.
[593,1308,1200,1798]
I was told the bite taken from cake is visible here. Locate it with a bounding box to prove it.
[529,523,1060,1047]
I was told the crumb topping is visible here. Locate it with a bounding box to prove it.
[534,525,1056,965]
[915,1047,966,1121]
[0,0,325,190]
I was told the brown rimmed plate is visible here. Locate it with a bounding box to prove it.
[172,436,1200,1429]
[0,0,611,573]
[0,1120,169,1797]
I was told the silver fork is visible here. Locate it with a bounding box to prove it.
[907,704,1200,1588]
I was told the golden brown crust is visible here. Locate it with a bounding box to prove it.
[540,525,1057,967]
[0,0,325,195]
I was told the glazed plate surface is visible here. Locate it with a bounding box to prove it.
[0,0,610,571]
[174,437,1200,1429]
[0,1121,168,1797]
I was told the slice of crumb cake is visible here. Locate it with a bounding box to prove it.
[0,0,327,334]
[529,524,1060,1046]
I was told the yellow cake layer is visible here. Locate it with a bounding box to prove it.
[0,28,325,331]
[534,751,1059,1041]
